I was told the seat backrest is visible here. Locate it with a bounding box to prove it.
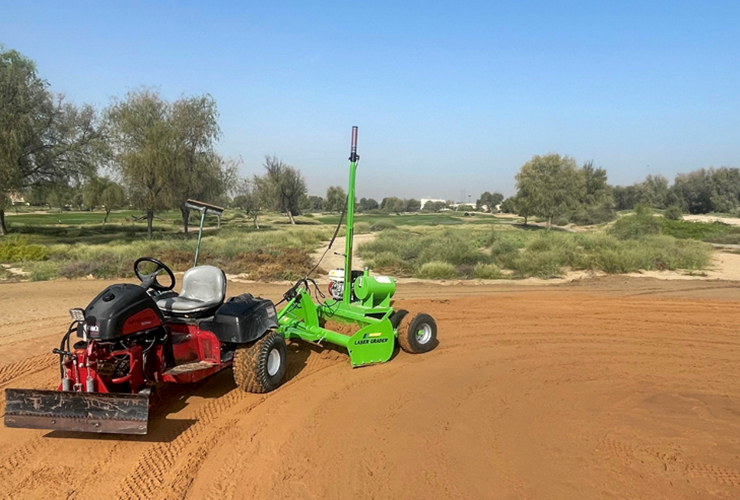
[179,265,226,305]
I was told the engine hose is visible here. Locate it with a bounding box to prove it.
[58,322,76,378]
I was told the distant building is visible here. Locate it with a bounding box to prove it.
[9,192,27,205]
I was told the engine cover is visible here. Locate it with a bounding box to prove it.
[200,294,278,344]
[83,284,164,341]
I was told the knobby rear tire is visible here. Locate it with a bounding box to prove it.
[233,331,287,393]
[397,312,437,354]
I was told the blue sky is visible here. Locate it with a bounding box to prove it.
[2,0,739,201]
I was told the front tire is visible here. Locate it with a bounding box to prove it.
[397,312,438,354]
[233,331,287,393]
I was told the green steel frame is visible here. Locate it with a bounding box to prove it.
[276,127,398,367]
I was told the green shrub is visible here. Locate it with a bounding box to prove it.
[555,217,569,226]
[489,233,528,267]
[475,229,499,248]
[659,218,734,241]
[593,236,710,273]
[415,261,458,279]
[509,250,564,278]
[368,251,404,269]
[354,222,372,234]
[418,231,487,266]
[663,206,683,220]
[28,261,60,281]
[569,203,617,226]
[609,206,660,240]
[364,251,416,276]
[0,236,48,262]
[705,233,740,245]
[473,263,503,279]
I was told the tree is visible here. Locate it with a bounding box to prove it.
[298,193,312,213]
[25,183,52,206]
[514,193,533,224]
[639,174,669,209]
[83,176,125,225]
[105,88,175,239]
[476,191,504,212]
[708,167,740,213]
[612,185,641,211]
[232,178,262,229]
[380,197,405,214]
[254,156,307,224]
[422,200,445,212]
[580,161,611,206]
[499,197,516,214]
[405,199,421,212]
[0,47,101,235]
[359,197,379,211]
[325,185,346,212]
[169,94,230,237]
[515,154,583,227]
[47,184,73,213]
[308,195,324,211]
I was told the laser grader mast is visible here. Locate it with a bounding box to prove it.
[343,125,359,305]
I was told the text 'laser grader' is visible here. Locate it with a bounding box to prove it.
[3,127,438,435]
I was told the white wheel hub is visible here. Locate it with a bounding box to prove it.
[267,348,281,376]
[417,323,433,344]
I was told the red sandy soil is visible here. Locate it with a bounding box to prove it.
[1,276,740,499]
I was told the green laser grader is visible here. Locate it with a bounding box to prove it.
[3,127,437,435]
[274,126,438,371]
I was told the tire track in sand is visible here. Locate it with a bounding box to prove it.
[0,353,56,387]
[595,438,740,488]
[114,345,347,500]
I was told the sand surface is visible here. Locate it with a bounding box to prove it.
[1,277,740,499]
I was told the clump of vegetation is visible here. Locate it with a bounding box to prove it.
[359,228,488,278]
[568,202,617,226]
[663,205,683,220]
[609,205,660,239]
[0,236,48,262]
[659,218,736,241]
[0,225,338,282]
[415,261,458,279]
[221,248,317,281]
[370,222,396,231]
[473,263,503,279]
[354,222,372,234]
[359,225,711,279]
[28,261,61,281]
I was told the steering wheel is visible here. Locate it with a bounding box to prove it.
[134,257,176,292]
